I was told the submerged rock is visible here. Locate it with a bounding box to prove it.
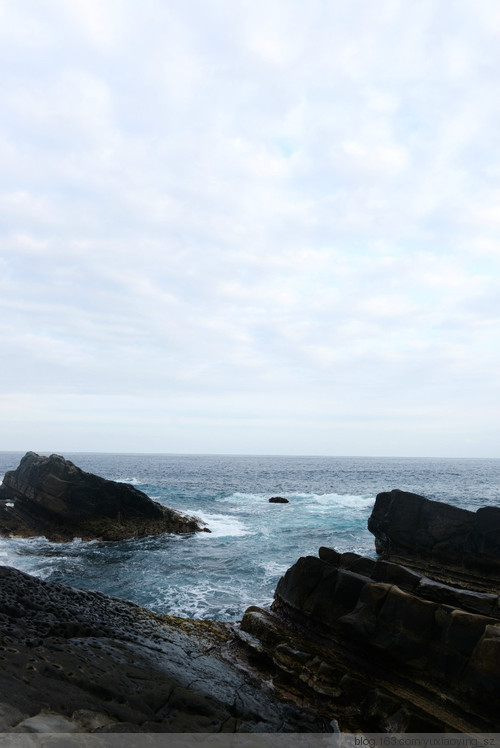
[368,488,500,590]
[269,496,289,503]
[0,452,206,541]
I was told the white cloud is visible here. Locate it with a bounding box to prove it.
[0,0,499,455]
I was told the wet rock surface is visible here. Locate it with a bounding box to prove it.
[0,566,328,733]
[0,452,205,541]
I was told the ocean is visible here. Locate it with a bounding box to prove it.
[0,452,499,621]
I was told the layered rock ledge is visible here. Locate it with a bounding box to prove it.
[0,452,206,541]
[368,489,500,591]
[237,490,500,732]
[240,547,500,732]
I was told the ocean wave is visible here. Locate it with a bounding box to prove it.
[184,509,251,538]
[149,578,263,620]
[304,493,375,508]
[112,476,141,485]
[218,491,374,509]
[258,559,289,583]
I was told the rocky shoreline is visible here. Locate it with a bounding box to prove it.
[0,565,328,733]
[0,452,206,541]
[0,456,499,733]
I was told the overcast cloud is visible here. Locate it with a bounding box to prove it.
[1,0,499,456]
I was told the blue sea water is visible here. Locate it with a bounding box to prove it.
[0,453,499,621]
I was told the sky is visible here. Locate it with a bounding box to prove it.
[0,0,499,457]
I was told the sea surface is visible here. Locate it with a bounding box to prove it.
[0,453,499,621]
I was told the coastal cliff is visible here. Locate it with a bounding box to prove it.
[0,464,499,733]
[0,452,206,541]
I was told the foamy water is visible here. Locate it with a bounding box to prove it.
[1,452,499,620]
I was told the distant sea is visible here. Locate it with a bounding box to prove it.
[1,453,499,621]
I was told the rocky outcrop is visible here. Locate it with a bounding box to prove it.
[0,565,329,733]
[2,474,500,734]
[269,496,289,504]
[239,548,500,732]
[368,489,500,590]
[0,452,206,541]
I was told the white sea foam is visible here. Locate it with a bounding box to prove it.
[0,542,16,567]
[258,559,289,583]
[186,509,250,538]
[305,493,375,508]
[150,576,260,620]
[217,492,269,504]
[112,476,141,485]
[218,491,374,510]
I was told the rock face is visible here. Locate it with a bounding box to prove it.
[368,489,500,590]
[239,547,500,732]
[269,496,289,504]
[0,452,205,541]
[237,491,500,732]
[0,565,328,733]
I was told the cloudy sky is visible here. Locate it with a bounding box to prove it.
[1,0,499,456]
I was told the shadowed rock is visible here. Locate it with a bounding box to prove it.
[0,452,206,541]
[239,546,500,732]
[368,489,500,590]
[269,496,289,504]
[0,566,329,733]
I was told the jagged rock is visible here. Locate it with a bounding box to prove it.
[0,452,207,541]
[0,565,329,733]
[238,546,500,731]
[368,489,500,590]
[269,497,289,503]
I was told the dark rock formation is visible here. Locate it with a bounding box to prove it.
[0,565,329,733]
[269,496,289,504]
[0,452,206,542]
[2,475,500,734]
[368,489,500,590]
[239,548,500,732]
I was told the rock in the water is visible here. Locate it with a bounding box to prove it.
[0,452,206,541]
[368,488,500,590]
[269,496,289,504]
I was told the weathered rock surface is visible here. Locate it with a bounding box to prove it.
[238,546,500,732]
[368,489,500,590]
[0,452,206,541]
[269,496,289,504]
[0,565,329,733]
